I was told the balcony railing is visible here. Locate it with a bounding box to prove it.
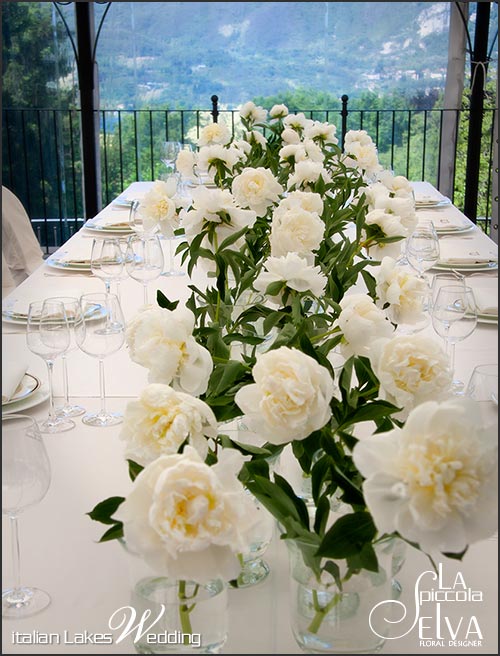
[2,100,496,253]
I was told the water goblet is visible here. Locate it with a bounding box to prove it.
[46,296,86,418]
[75,293,125,427]
[26,300,75,433]
[466,363,498,429]
[406,221,440,280]
[2,415,51,618]
[431,285,478,393]
[430,271,466,310]
[91,238,125,294]
[125,234,164,305]
[160,140,182,176]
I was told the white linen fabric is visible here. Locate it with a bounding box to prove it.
[411,180,449,205]
[2,186,44,286]
[1,350,28,403]
[417,205,471,231]
[438,238,498,265]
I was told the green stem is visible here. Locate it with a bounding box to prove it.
[310,327,341,343]
[307,589,341,634]
[178,580,199,642]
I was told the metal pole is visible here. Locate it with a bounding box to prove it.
[340,95,349,151]
[211,95,219,124]
[463,1,491,223]
[75,2,101,219]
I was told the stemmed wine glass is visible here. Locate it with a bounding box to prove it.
[2,415,51,618]
[75,293,125,427]
[466,363,498,429]
[406,221,440,281]
[431,284,478,393]
[91,238,124,295]
[125,234,164,305]
[46,296,86,418]
[26,300,75,433]
[160,140,182,176]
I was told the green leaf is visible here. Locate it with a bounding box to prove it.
[317,511,377,559]
[156,290,179,311]
[442,547,468,561]
[98,522,124,543]
[127,459,144,482]
[87,496,126,525]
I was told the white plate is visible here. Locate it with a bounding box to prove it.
[435,224,475,235]
[84,221,134,234]
[2,373,41,406]
[415,199,452,209]
[477,314,498,325]
[1,387,50,415]
[433,262,498,272]
[46,257,92,271]
[2,303,105,325]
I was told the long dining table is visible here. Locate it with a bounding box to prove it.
[2,181,498,654]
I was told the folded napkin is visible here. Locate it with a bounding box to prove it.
[2,281,85,318]
[411,181,448,205]
[418,208,471,232]
[87,207,132,229]
[55,240,94,265]
[473,288,498,316]
[2,352,28,403]
[438,239,498,265]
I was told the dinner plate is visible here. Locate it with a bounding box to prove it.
[415,199,452,209]
[435,224,475,235]
[46,256,92,271]
[2,303,105,325]
[433,262,498,272]
[84,221,134,234]
[1,386,50,415]
[2,373,41,407]
[477,314,498,325]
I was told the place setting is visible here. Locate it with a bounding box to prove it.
[1,348,49,415]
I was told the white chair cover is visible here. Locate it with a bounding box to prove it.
[2,185,44,287]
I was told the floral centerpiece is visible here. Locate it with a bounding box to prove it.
[89,101,498,653]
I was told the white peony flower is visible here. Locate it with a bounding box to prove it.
[244,130,267,148]
[302,139,326,163]
[197,144,240,176]
[369,334,453,412]
[138,180,179,233]
[231,167,283,217]
[344,141,381,176]
[197,122,231,147]
[344,129,374,147]
[283,112,309,132]
[181,186,257,251]
[377,169,414,199]
[352,399,498,554]
[278,190,324,215]
[303,120,338,146]
[253,252,327,300]
[336,293,394,358]
[175,149,197,179]
[115,446,261,582]
[375,256,429,324]
[287,160,331,190]
[279,143,308,164]
[269,203,325,261]
[364,208,407,260]
[120,383,218,465]
[281,128,301,145]
[235,346,334,444]
[270,104,289,119]
[239,101,267,124]
[125,306,213,395]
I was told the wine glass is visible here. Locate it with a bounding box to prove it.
[125,234,164,305]
[2,415,51,618]
[406,222,440,280]
[466,363,498,428]
[160,140,182,175]
[91,238,124,295]
[75,293,125,427]
[26,300,75,433]
[430,271,466,309]
[45,296,86,419]
[431,285,478,393]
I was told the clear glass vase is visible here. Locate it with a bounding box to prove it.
[131,577,228,654]
[122,543,228,654]
[286,536,405,654]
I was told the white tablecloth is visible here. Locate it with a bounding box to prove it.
[2,183,498,654]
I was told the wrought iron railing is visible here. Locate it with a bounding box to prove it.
[2,99,496,253]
